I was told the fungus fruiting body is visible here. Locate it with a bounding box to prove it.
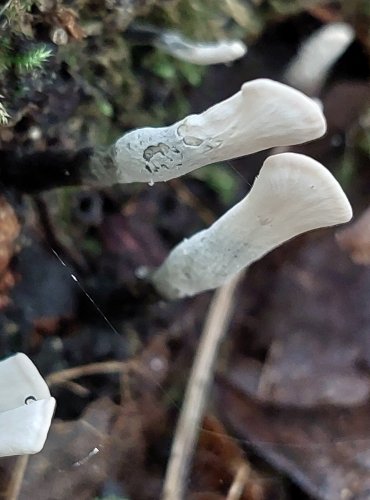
[125,25,247,65]
[151,153,352,299]
[106,79,325,185]
[156,32,247,65]
[0,353,55,457]
[284,22,354,95]
[3,79,327,193]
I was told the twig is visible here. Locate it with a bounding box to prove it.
[46,354,165,400]
[256,339,282,399]
[5,455,29,500]
[226,462,251,500]
[161,273,242,500]
[62,380,91,397]
[46,360,128,386]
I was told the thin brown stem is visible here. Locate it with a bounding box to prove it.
[226,463,251,500]
[5,455,29,500]
[161,273,242,500]
[46,360,128,386]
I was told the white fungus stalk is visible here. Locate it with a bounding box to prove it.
[91,79,326,185]
[151,153,352,299]
[0,353,55,457]
[284,22,354,95]
[156,31,247,65]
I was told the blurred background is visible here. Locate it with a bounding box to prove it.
[0,1,369,498]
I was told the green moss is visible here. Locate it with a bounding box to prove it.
[193,163,238,205]
[150,0,225,39]
[56,0,222,142]
[1,0,36,34]
[13,45,52,72]
[141,50,206,120]
[147,52,177,80]
[336,153,356,189]
[0,32,52,123]
[96,98,114,118]
[82,237,102,257]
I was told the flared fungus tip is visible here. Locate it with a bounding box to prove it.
[0,398,56,456]
[241,79,327,140]
[254,153,353,229]
[0,353,55,457]
[111,79,327,185]
[226,40,247,58]
[0,353,52,407]
[151,152,352,299]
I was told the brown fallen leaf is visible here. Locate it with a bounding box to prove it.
[232,234,370,408]
[1,397,116,500]
[1,377,169,499]
[3,334,173,499]
[189,414,270,499]
[217,231,370,498]
[216,379,370,500]
[55,7,86,41]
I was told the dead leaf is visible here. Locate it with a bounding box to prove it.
[4,398,117,500]
[236,235,370,408]
[55,8,85,41]
[216,379,370,500]
[218,233,370,498]
[189,415,270,499]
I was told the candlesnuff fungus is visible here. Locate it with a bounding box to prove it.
[125,24,247,65]
[284,22,354,95]
[0,353,55,457]
[151,153,352,299]
[1,79,326,193]
[156,31,247,65]
[90,79,326,185]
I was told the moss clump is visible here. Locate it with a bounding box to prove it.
[1,0,36,34]
[0,38,52,74]
[0,33,53,124]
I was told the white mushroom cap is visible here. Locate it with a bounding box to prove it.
[111,79,326,184]
[157,32,247,65]
[0,399,56,456]
[0,353,51,412]
[152,152,352,299]
[0,353,55,457]
[284,22,354,95]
